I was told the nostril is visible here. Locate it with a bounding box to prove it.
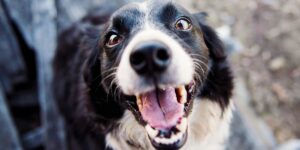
[130,51,147,73]
[153,48,170,71]
[156,48,170,62]
[130,52,143,65]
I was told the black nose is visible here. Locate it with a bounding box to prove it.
[130,41,171,75]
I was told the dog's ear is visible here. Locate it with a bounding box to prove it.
[193,12,208,24]
[194,12,226,61]
[81,25,103,87]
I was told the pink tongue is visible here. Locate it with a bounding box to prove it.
[139,87,184,129]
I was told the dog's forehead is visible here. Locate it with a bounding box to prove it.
[113,0,175,14]
[111,3,143,18]
[110,1,189,28]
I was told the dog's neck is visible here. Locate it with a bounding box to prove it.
[105,98,234,150]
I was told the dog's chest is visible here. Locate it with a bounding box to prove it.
[105,99,233,150]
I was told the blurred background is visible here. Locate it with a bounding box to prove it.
[0,0,299,149]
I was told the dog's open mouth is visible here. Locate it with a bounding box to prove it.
[127,81,195,149]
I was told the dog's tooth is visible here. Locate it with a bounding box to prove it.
[154,137,163,144]
[169,133,180,143]
[182,87,187,104]
[155,137,172,145]
[155,132,183,145]
[162,138,172,145]
[173,132,183,142]
[177,86,187,104]
[136,95,142,110]
[177,86,183,95]
[145,125,158,138]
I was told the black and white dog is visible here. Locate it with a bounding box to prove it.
[54,0,234,150]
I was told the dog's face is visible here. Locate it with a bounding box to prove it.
[100,1,210,149]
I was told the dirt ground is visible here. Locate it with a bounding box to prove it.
[178,0,300,144]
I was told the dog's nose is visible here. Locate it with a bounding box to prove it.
[130,41,171,75]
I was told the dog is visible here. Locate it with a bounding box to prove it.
[53,0,234,150]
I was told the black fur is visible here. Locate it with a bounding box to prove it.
[53,7,124,150]
[198,19,233,110]
[53,2,233,150]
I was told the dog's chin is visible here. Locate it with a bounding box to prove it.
[125,81,196,150]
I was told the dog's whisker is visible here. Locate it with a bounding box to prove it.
[192,59,209,69]
[107,76,118,90]
[107,79,116,95]
[101,67,118,75]
[192,61,206,85]
[191,55,208,63]
[194,72,203,85]
[190,53,207,57]
[193,62,205,73]
[193,61,206,76]
[195,67,201,80]
[105,77,122,102]
[193,59,208,66]
[101,72,117,84]
[96,72,117,102]
[111,79,120,99]
[92,67,118,82]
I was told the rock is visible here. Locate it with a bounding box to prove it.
[246,45,261,57]
[232,77,277,150]
[271,83,288,102]
[269,57,286,71]
[277,139,300,150]
[227,111,256,150]
[262,51,272,61]
[216,25,243,55]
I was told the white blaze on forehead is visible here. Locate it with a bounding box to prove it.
[138,1,151,29]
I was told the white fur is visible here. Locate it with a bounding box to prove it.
[106,111,153,150]
[106,99,234,150]
[116,28,194,95]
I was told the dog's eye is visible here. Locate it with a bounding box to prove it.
[175,18,192,31]
[106,34,122,48]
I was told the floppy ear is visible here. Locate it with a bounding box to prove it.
[194,13,233,111]
[81,25,125,127]
[194,12,226,61]
[81,26,102,87]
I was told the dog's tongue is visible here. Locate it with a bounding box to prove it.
[139,87,184,129]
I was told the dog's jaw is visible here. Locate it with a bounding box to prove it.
[105,100,234,150]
